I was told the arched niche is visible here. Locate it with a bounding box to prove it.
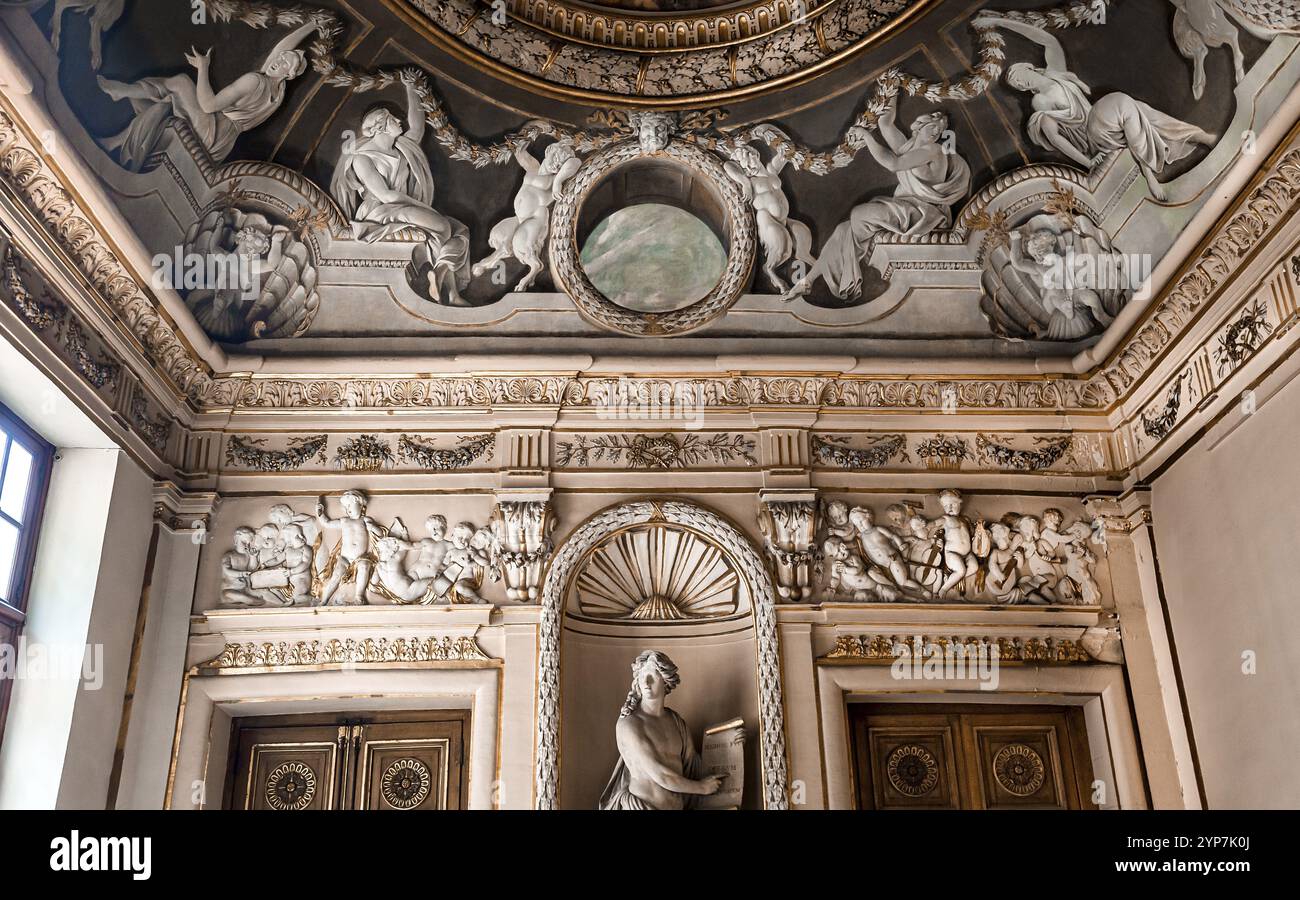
[534,499,789,809]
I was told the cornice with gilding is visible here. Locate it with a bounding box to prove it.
[0,103,214,406]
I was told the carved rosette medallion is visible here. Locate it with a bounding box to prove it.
[265,761,316,811]
[381,758,432,810]
[886,744,939,797]
[992,744,1046,796]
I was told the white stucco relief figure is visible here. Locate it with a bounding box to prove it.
[980,14,1216,202]
[216,494,507,608]
[981,211,1129,341]
[178,206,320,342]
[97,19,322,171]
[785,93,971,302]
[330,71,472,306]
[599,650,723,810]
[472,139,580,292]
[812,491,1105,605]
[50,0,125,70]
[314,490,385,605]
[630,110,675,153]
[724,135,815,294]
[1169,0,1247,98]
[1167,0,1300,99]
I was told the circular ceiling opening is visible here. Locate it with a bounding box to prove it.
[579,203,727,314]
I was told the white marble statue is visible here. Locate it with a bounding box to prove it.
[724,137,815,294]
[785,94,971,302]
[598,650,723,810]
[472,138,580,292]
[97,19,322,170]
[50,0,125,71]
[330,71,471,305]
[978,14,1216,201]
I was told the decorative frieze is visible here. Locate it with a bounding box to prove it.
[396,433,495,470]
[555,432,757,469]
[218,490,514,609]
[823,634,1094,664]
[198,635,490,669]
[914,435,973,471]
[224,434,328,472]
[816,490,1104,605]
[975,434,1074,472]
[331,435,394,472]
[813,434,908,469]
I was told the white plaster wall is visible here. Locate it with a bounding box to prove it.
[1152,372,1300,809]
[115,528,202,809]
[0,449,152,808]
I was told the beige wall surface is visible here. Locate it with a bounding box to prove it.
[1153,373,1300,809]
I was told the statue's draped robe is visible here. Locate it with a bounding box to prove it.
[101,71,285,171]
[813,140,971,300]
[331,132,471,304]
[599,708,701,810]
[1027,70,1208,174]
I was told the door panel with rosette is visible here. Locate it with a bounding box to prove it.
[226,712,469,810]
[850,705,1096,810]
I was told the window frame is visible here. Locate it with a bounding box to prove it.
[0,401,55,749]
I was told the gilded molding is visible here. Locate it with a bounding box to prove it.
[198,635,491,670]
[1090,148,1300,406]
[822,633,1093,664]
[0,107,213,403]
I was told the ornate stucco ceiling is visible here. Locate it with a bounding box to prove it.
[1,0,1299,404]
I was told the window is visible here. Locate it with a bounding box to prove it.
[0,402,54,747]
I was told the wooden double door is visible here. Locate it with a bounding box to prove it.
[225,711,468,810]
[850,704,1096,810]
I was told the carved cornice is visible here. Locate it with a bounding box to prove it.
[1090,148,1300,407]
[0,105,213,405]
[152,480,221,532]
[198,635,491,670]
